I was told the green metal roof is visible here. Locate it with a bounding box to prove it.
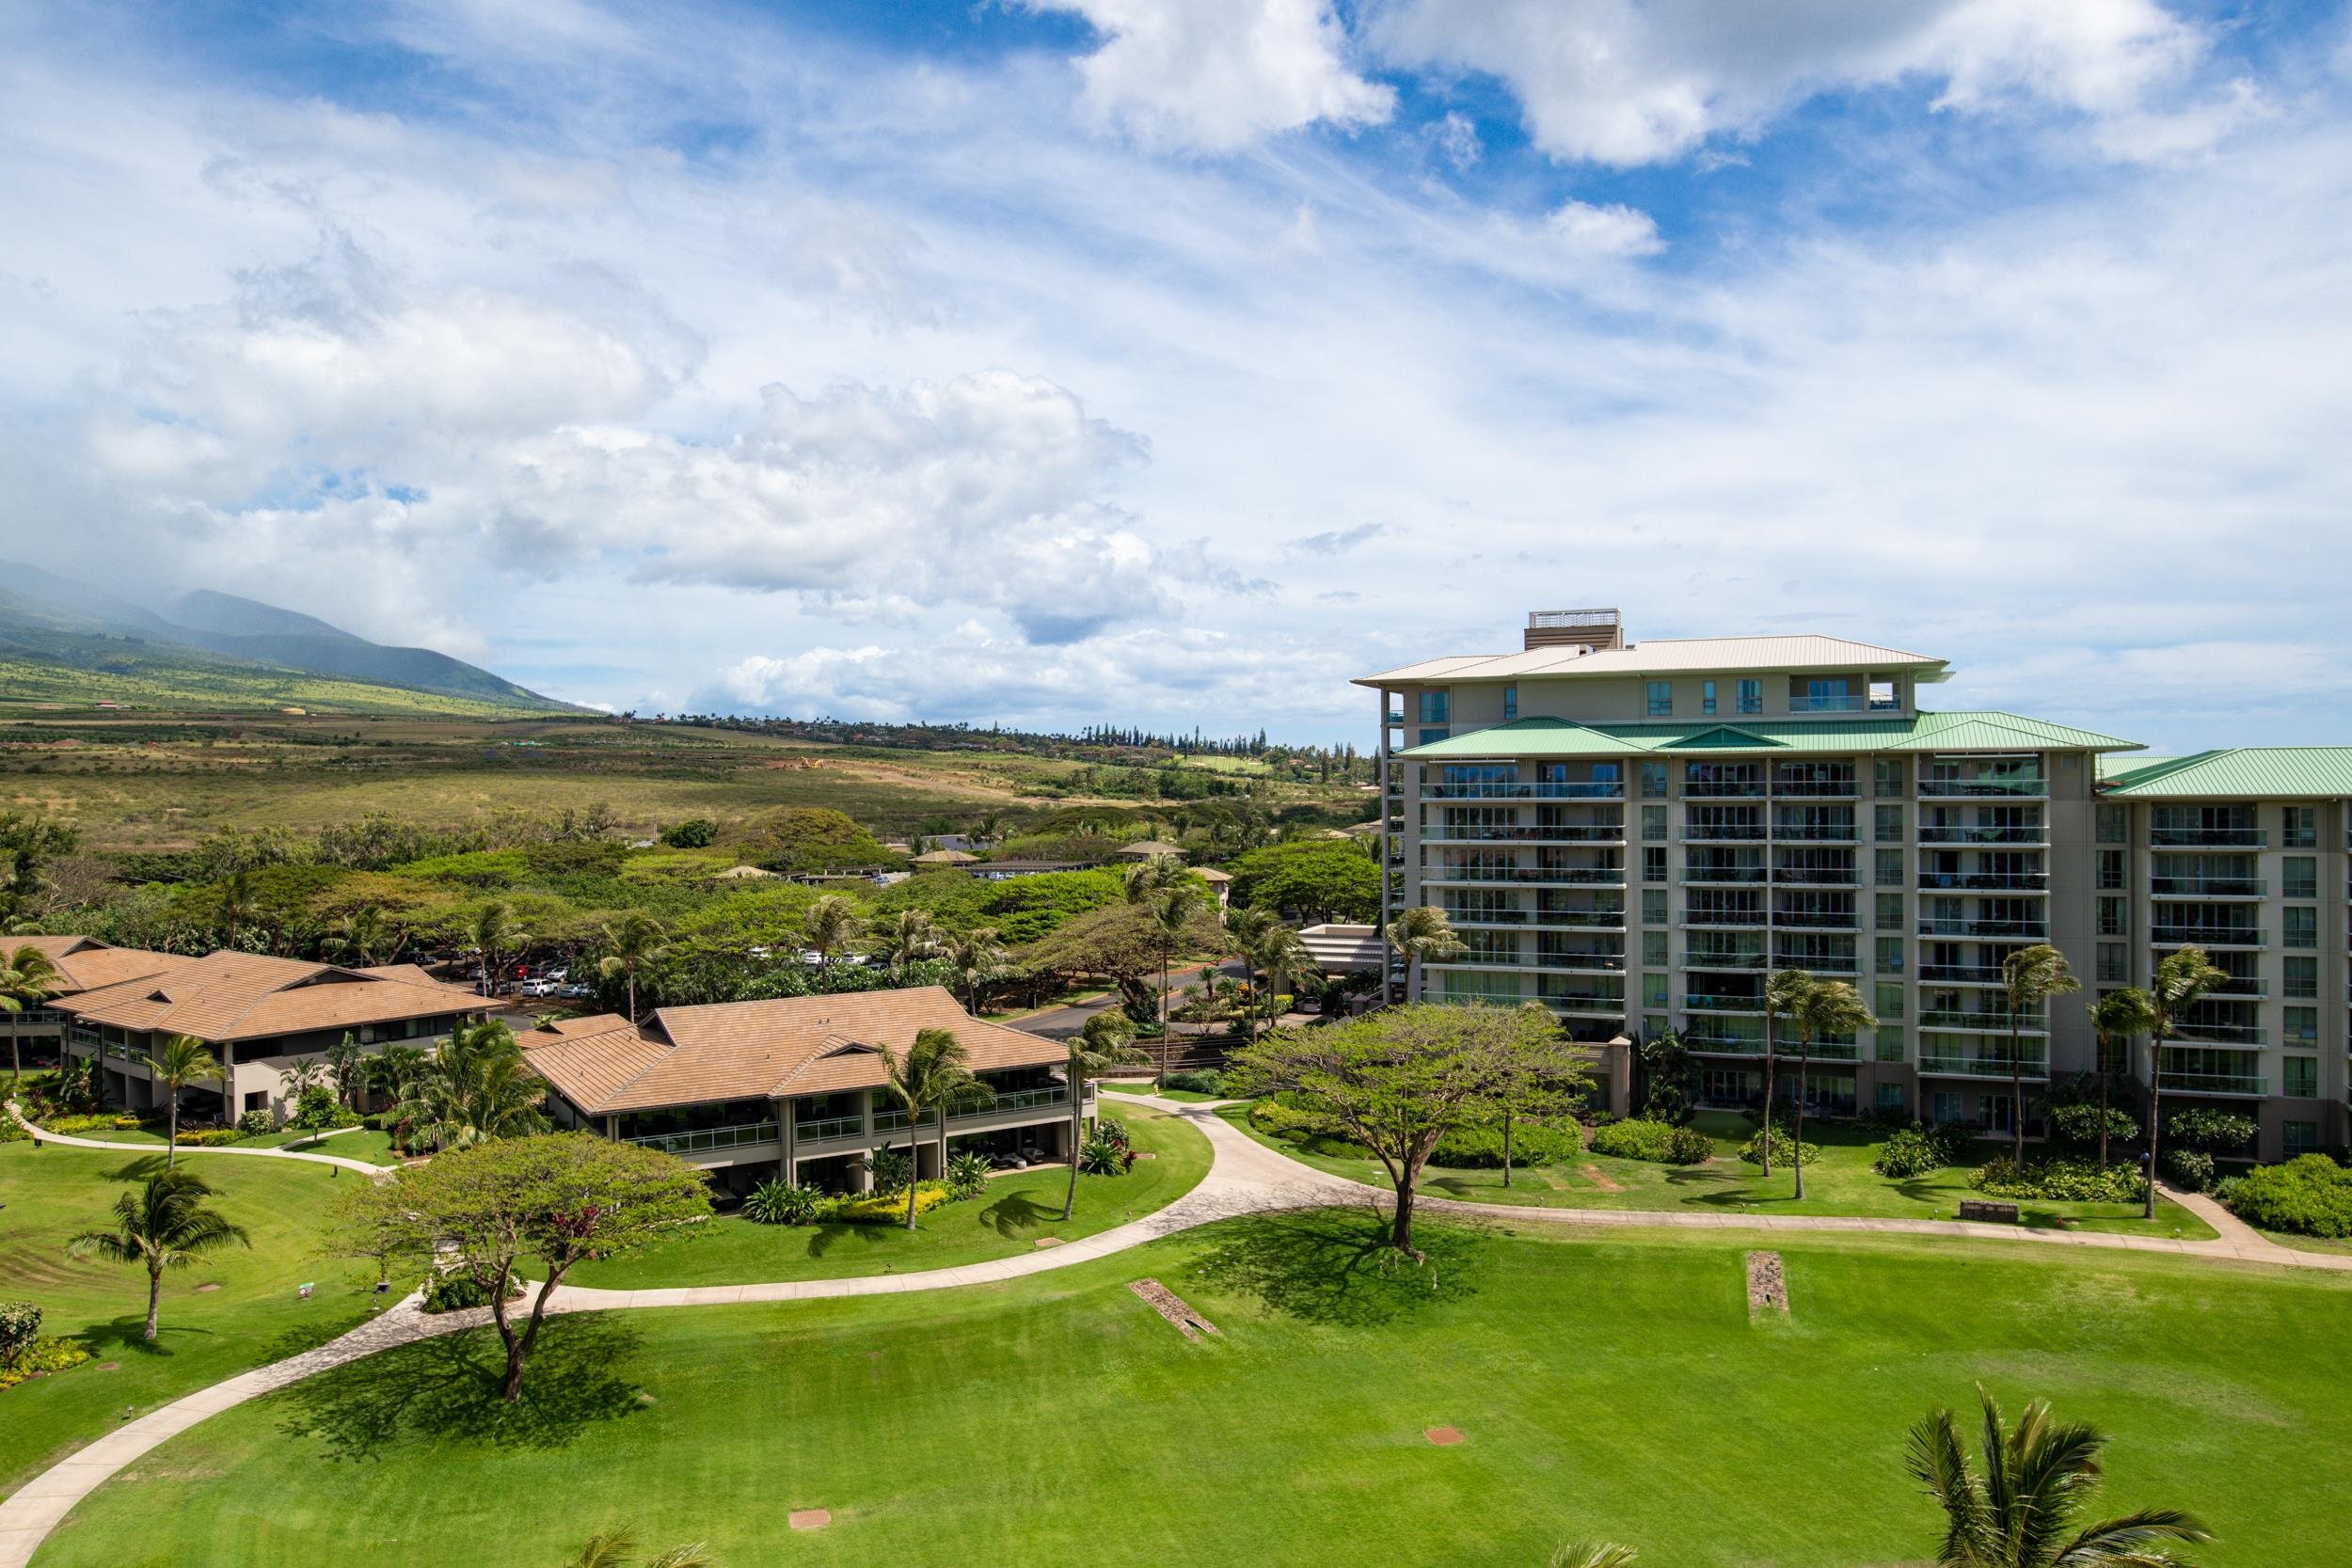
[2098,748,2352,800]
[1398,710,2142,761]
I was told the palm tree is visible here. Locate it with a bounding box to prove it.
[597,911,669,1022]
[968,809,1007,850]
[215,869,254,945]
[1787,979,1876,1200]
[2087,987,2156,1167]
[1060,1012,1148,1219]
[1126,861,1206,1088]
[1382,904,1465,1006]
[325,1031,368,1110]
[1250,924,1315,1041]
[1759,967,1816,1178]
[321,904,396,968]
[146,1034,225,1169]
[1999,943,2079,1164]
[1226,905,1278,1037]
[874,1026,994,1230]
[2143,944,2226,1220]
[361,1042,428,1109]
[1906,1386,2209,1565]
[801,895,865,974]
[563,1529,712,1568]
[1549,1546,1638,1568]
[878,909,943,986]
[0,942,63,1085]
[944,927,1008,1016]
[392,1019,548,1151]
[472,901,517,999]
[69,1167,251,1342]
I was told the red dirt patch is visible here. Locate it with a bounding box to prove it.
[1580,1164,1625,1192]
[788,1510,832,1531]
[1424,1427,1465,1446]
[1033,1236,1065,1249]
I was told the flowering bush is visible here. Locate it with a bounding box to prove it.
[946,1151,992,1200]
[1077,1133,1136,1175]
[1971,1157,2144,1203]
[834,1183,952,1224]
[0,1336,91,1392]
[237,1108,282,1135]
[742,1180,825,1226]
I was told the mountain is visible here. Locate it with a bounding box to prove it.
[0,563,581,716]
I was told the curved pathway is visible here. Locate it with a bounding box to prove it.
[5,1095,2347,1567]
[5,1101,390,1177]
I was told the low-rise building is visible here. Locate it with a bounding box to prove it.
[519,985,1096,1196]
[4,937,189,1067]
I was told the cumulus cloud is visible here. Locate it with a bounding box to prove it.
[1544,198,1664,257]
[1029,0,1395,151]
[1369,0,2209,166]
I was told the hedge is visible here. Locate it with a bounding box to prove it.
[1428,1120,1585,1169]
[1970,1157,2145,1203]
[1589,1118,1713,1165]
[2218,1155,2352,1238]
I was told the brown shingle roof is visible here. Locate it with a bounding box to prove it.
[518,1015,672,1111]
[526,986,1065,1115]
[64,950,478,1042]
[8,936,190,997]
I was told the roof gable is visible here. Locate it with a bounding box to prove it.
[1672,725,1783,751]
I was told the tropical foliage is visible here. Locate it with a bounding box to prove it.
[68,1167,252,1342]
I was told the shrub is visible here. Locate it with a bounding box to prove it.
[1431,1120,1588,1168]
[0,1302,39,1365]
[421,1274,524,1314]
[2221,1155,2352,1238]
[742,1180,824,1226]
[1161,1069,1225,1096]
[834,1183,951,1224]
[1971,1157,2146,1203]
[1739,1128,1820,1167]
[40,1114,146,1134]
[2048,1101,2139,1151]
[945,1151,992,1200]
[0,1117,23,1145]
[237,1108,282,1135]
[660,817,719,848]
[2162,1148,2217,1193]
[290,1085,359,1132]
[1248,1097,1343,1141]
[1588,1118,1711,1165]
[1872,1121,1971,1179]
[2166,1108,2259,1157]
[860,1145,914,1196]
[0,1336,91,1391]
[1091,1117,1132,1151]
[174,1128,244,1147]
[1077,1133,1136,1175]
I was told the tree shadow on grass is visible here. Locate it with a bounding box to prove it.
[276,1313,644,1463]
[80,1318,201,1358]
[803,1222,905,1259]
[101,1154,172,1182]
[978,1191,1053,1238]
[1180,1212,1484,1328]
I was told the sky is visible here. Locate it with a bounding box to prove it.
[2,0,2349,750]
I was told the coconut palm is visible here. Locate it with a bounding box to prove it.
[1758,967,1816,1178]
[1060,1011,1149,1219]
[0,941,63,1085]
[1548,1546,1638,1568]
[1382,904,1465,1006]
[1225,904,1278,1037]
[2087,987,2156,1167]
[1786,978,1876,1200]
[1906,1385,2209,1566]
[321,904,397,968]
[596,911,668,1022]
[145,1034,225,1168]
[878,909,944,986]
[944,927,1009,1016]
[1250,923,1316,1041]
[361,1042,429,1108]
[873,1026,994,1230]
[472,901,518,998]
[968,809,1008,849]
[1999,944,2079,1163]
[563,1529,713,1568]
[324,1032,368,1111]
[1125,862,1207,1089]
[392,1019,548,1151]
[2143,944,2227,1220]
[801,895,865,974]
[69,1167,251,1342]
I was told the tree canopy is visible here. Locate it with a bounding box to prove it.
[1227,839,1379,923]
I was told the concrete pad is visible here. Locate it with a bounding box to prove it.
[787,1509,831,1530]
[1423,1427,1464,1446]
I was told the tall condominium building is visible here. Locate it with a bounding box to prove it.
[1359,610,2349,1162]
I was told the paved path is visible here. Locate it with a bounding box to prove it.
[5,1101,390,1177]
[6,1095,2346,1567]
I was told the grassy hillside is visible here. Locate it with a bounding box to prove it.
[0,643,573,719]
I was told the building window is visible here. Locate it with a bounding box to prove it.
[1642,889,1668,925]
[2281,805,2318,848]
[1643,930,1669,966]
[1640,761,1668,799]
[2282,856,2317,899]
[1875,892,1904,928]
[1875,848,1904,887]
[1875,935,1904,973]
[1643,847,1668,884]
[1645,1014,1671,1042]
[2096,896,2126,938]
[1736,678,1762,716]
[1868,680,1899,711]
[1702,679,1718,716]
[2285,906,2317,949]
[2285,1120,2320,1157]
[2285,1006,2318,1044]
[1874,803,1903,840]
[1644,972,1669,1008]
[1643,804,1668,841]
[1418,690,1450,725]
[1875,982,1905,1019]
[1874,758,1904,798]
[2284,956,2317,999]
[1502,685,1517,721]
[2096,850,2125,891]
[1646,680,1674,718]
[1419,729,1448,747]
[1876,1082,1907,1111]
[2095,803,2127,845]
[2284,1056,2318,1099]
[1875,1029,1905,1063]
[2096,942,2129,983]
[1804,677,1854,711]
[243,1090,267,1113]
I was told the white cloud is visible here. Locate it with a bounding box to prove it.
[1029,0,1395,152]
[1370,0,2207,166]
[1544,198,1664,257]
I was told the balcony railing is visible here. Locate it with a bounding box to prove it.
[1916,872,2050,892]
[1685,781,1767,798]
[1542,994,1627,1014]
[1918,1055,2047,1079]
[2149,926,2265,947]
[1422,827,1625,844]
[627,1120,780,1155]
[1686,949,1768,969]
[1444,904,1628,926]
[1790,693,1866,712]
[1681,823,1767,841]
[1917,825,2045,845]
[1773,867,1859,886]
[953,1084,1072,1117]
[1919,963,2007,985]
[1685,866,1770,884]
[1533,953,1629,972]
[1773,780,1859,798]
[792,1115,865,1143]
[2150,828,2266,847]
[1918,778,2047,798]
[1684,910,1769,928]
[1918,1009,2046,1033]
[1422,865,1623,884]
[1686,1035,1770,1054]
[1686,993,1765,1012]
[2169,1022,2267,1046]
[1772,823,1859,842]
[1423,783,1625,800]
[2158,1071,2266,1097]
[1918,917,2050,940]
[1775,910,1861,929]
[2149,877,2266,897]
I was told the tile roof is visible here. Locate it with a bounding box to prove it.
[1400,710,2141,760]
[1357,634,1947,688]
[5,936,190,997]
[522,985,1066,1115]
[62,950,479,1042]
[2098,747,2352,799]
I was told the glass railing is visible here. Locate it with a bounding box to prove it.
[792,1115,865,1142]
[2150,828,2266,847]
[1686,949,1768,969]
[1685,993,1765,1012]
[1682,824,1769,841]
[1686,1035,1769,1053]
[1423,783,1625,800]
[1685,866,1769,883]
[2150,926,2265,946]
[1917,918,2050,939]
[1772,822,1859,841]
[1919,964,2007,984]
[1772,950,1859,974]
[1774,911,1861,929]
[1422,826,1625,843]
[627,1121,780,1155]
[1542,994,1627,1013]
[952,1085,1069,1118]
[1918,778,2047,798]
[2169,1022,2266,1045]
[1918,1009,2045,1033]
[1790,693,1865,712]
[1684,909,1769,927]
[1534,953,1629,972]
[1916,872,2049,891]
[1685,781,1767,798]
[2158,1071,2266,1096]
[1422,865,1624,884]
[1917,825,2044,845]
[1445,905,1627,925]
[872,1109,914,1132]
[1918,1055,2046,1079]
[1773,779,1859,797]
[2149,877,2266,896]
[1783,1041,1861,1060]
[1773,866,1860,885]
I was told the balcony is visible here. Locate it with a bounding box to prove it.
[1534,953,1629,973]
[2169,1022,2267,1046]
[1918,778,2047,799]
[2149,926,2265,948]
[1686,948,1768,970]
[1684,909,1769,929]
[1686,780,1767,798]
[1774,866,1859,886]
[1422,826,1626,844]
[955,1085,1073,1117]
[1919,963,2007,985]
[1542,993,1628,1015]
[792,1114,866,1143]
[1918,1009,2046,1034]
[1685,993,1765,1012]
[1918,1055,2048,1080]
[2149,877,2266,897]
[1773,780,1859,798]
[1772,823,1859,842]
[627,1120,781,1155]
[1775,910,1861,930]
[2150,827,2266,847]
[1423,782,1625,800]
[1918,917,2050,940]
[1686,1034,1770,1055]
[2202,972,2266,996]
[1685,865,1769,884]
[2158,1071,2266,1097]
[1782,1040,1862,1061]
[1789,693,1866,713]
[1917,824,2045,845]
[1916,871,2049,892]
[1422,864,1622,885]
[1682,823,1768,841]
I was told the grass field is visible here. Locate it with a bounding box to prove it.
[29,1213,2351,1568]
[39,1125,405,1165]
[0,1143,376,1494]
[566,1104,1212,1289]
[1223,1107,2220,1240]
[1105,1082,1223,1103]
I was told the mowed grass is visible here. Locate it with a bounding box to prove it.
[1223,1107,2220,1240]
[33,1215,2352,1568]
[35,1126,404,1165]
[1104,1082,1224,1103]
[0,1144,375,1493]
[566,1104,1211,1290]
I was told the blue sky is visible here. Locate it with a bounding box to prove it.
[3,0,2349,749]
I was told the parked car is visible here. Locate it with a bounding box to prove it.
[558,983,594,1000]
[518,977,559,998]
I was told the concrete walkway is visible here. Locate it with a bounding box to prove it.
[6,1095,2347,1568]
[5,1101,391,1178]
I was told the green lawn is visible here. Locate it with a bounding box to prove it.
[1223,1106,2219,1240]
[31,1214,2352,1568]
[565,1104,1212,1290]
[0,1143,373,1494]
[1104,1082,1223,1103]
[35,1125,404,1165]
